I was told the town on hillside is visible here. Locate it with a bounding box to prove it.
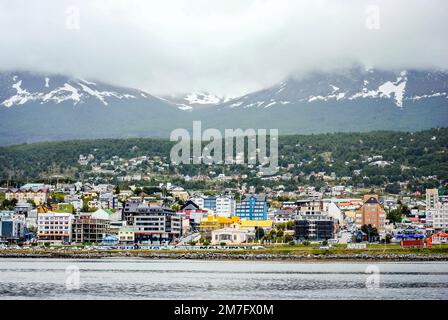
[0,181,447,249]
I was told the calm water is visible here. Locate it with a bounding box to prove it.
[0,258,447,300]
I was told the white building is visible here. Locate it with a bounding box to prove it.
[37,212,73,244]
[215,195,236,217]
[211,224,249,245]
[426,189,448,230]
[325,202,344,225]
[190,196,205,209]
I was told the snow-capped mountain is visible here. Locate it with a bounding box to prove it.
[0,71,165,107]
[162,92,228,110]
[0,71,183,145]
[220,67,448,110]
[0,67,447,146]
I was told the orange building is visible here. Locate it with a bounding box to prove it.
[355,195,386,233]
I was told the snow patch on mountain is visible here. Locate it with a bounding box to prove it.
[43,83,81,104]
[0,74,144,108]
[378,79,406,107]
[184,92,222,105]
[2,80,41,107]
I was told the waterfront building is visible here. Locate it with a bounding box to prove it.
[355,195,386,233]
[123,200,182,244]
[294,215,335,241]
[0,216,26,244]
[211,223,249,245]
[178,201,208,230]
[118,226,135,244]
[235,195,267,220]
[426,188,448,230]
[37,212,72,244]
[72,213,109,244]
[239,220,273,233]
[199,215,241,240]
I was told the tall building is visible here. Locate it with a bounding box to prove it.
[123,200,182,244]
[355,195,386,233]
[215,195,236,217]
[0,215,26,244]
[426,188,448,230]
[235,195,267,220]
[72,213,109,244]
[203,196,217,211]
[189,194,235,217]
[37,212,73,244]
[294,215,334,241]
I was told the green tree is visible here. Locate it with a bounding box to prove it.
[361,224,379,242]
[255,227,265,241]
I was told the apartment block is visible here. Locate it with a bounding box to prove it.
[355,195,386,233]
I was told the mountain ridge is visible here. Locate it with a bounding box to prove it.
[0,67,447,146]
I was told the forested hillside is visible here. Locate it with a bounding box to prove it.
[0,128,447,190]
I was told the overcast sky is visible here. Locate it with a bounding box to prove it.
[0,0,447,97]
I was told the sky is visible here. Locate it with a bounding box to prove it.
[0,0,447,97]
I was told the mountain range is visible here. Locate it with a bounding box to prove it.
[0,67,447,145]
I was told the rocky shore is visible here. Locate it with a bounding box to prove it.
[1,250,447,261]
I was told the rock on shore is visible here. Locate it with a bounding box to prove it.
[0,251,447,261]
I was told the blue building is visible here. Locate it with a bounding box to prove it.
[203,196,217,211]
[235,195,267,220]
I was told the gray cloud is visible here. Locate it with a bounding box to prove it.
[0,0,447,97]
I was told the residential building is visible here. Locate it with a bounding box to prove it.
[6,183,49,205]
[190,196,205,209]
[204,196,217,211]
[355,195,386,233]
[235,195,267,220]
[295,215,335,241]
[14,203,34,217]
[426,189,448,230]
[171,187,189,202]
[0,216,26,243]
[118,226,135,244]
[273,209,296,224]
[99,193,120,210]
[199,215,241,240]
[188,195,235,217]
[240,220,273,233]
[178,201,208,230]
[296,198,323,216]
[215,195,236,217]
[72,213,109,244]
[123,201,182,244]
[37,212,73,244]
[211,223,249,245]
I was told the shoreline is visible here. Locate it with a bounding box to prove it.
[1,251,448,262]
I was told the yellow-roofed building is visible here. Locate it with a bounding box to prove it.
[199,215,241,239]
[240,220,273,232]
[200,215,240,230]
